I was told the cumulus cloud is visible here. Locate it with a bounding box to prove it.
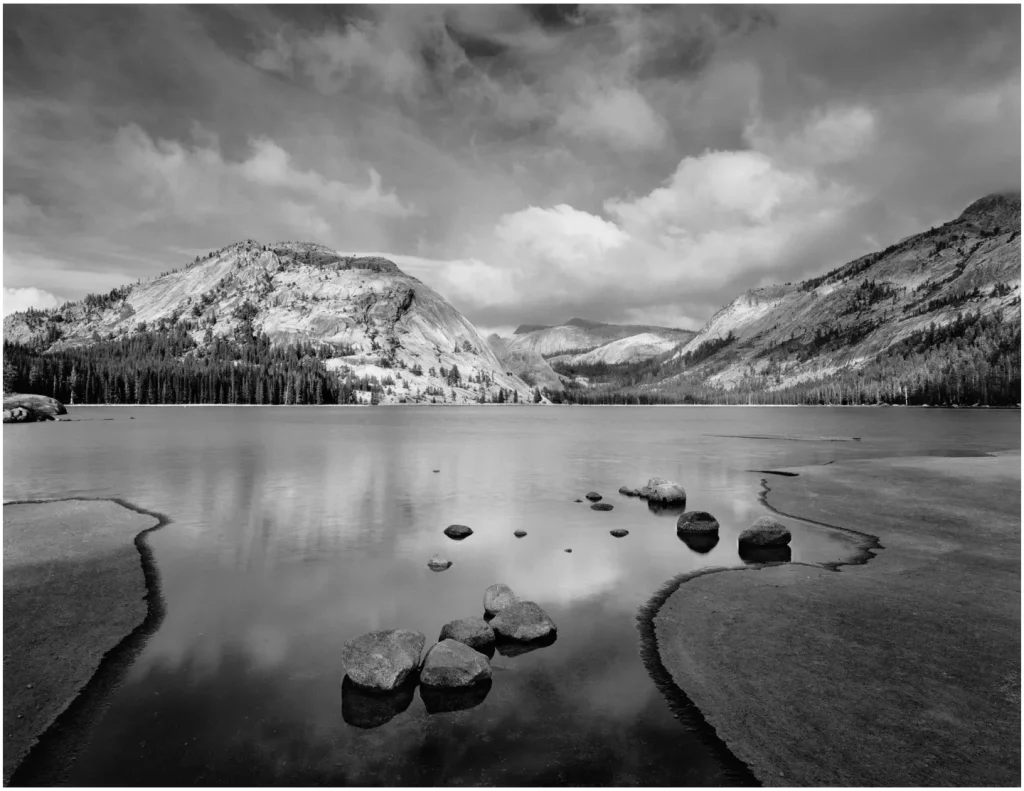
[556,85,668,149]
[3,287,62,317]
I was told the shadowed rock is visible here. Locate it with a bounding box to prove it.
[420,639,491,688]
[341,676,415,729]
[427,554,452,571]
[439,617,495,653]
[679,532,720,554]
[514,530,527,538]
[639,477,687,506]
[610,529,629,538]
[444,524,473,540]
[590,503,614,511]
[677,511,721,535]
[490,600,557,642]
[739,516,792,547]
[619,486,641,496]
[585,492,603,502]
[495,631,558,658]
[420,679,493,714]
[340,629,425,692]
[483,583,518,616]
[739,544,793,564]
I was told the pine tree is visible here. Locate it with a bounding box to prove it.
[533,387,542,403]
[3,360,15,394]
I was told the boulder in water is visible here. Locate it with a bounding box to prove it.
[590,503,614,511]
[495,631,557,657]
[341,676,416,729]
[444,524,473,540]
[420,639,492,688]
[739,544,793,564]
[739,516,792,547]
[490,600,557,642]
[427,554,452,571]
[640,477,687,505]
[679,532,720,554]
[341,629,425,692]
[676,511,721,535]
[618,486,640,496]
[439,617,495,652]
[513,530,527,538]
[3,394,66,420]
[483,583,519,616]
[585,492,603,502]
[610,529,629,538]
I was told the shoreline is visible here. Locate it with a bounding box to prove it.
[4,498,172,785]
[43,402,1022,409]
[642,451,1021,786]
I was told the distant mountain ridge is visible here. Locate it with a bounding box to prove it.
[3,241,543,405]
[504,317,696,362]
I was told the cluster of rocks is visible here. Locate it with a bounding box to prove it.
[3,394,66,424]
[340,584,556,728]
[618,478,688,514]
[673,507,792,561]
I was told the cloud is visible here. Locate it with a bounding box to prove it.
[3,287,62,317]
[556,85,668,149]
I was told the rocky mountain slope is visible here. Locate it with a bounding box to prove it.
[649,192,1021,401]
[506,318,695,360]
[548,332,693,367]
[3,241,543,405]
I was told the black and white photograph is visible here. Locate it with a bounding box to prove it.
[2,3,1021,787]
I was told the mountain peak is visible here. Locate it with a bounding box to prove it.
[958,192,1021,224]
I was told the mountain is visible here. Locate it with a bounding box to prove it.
[548,331,696,367]
[486,335,564,392]
[3,241,542,405]
[547,192,1021,406]
[505,318,695,359]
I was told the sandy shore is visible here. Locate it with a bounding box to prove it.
[3,499,166,783]
[652,452,1021,786]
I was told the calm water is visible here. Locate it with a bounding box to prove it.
[4,406,1019,785]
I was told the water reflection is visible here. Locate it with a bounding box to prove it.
[494,632,558,658]
[678,533,720,554]
[420,680,492,714]
[342,676,417,729]
[646,501,687,517]
[738,545,793,564]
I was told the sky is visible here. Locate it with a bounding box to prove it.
[3,4,1020,333]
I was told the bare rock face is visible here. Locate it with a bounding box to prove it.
[420,639,491,688]
[639,477,687,505]
[677,511,721,535]
[483,584,519,617]
[739,516,792,547]
[3,394,65,421]
[490,601,557,642]
[340,629,425,692]
[439,617,495,652]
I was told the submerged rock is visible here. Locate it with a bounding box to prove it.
[341,629,425,692]
[439,617,495,652]
[483,583,519,616]
[341,676,415,729]
[444,524,473,540]
[590,503,614,511]
[585,492,603,502]
[739,516,792,547]
[676,511,721,535]
[428,554,453,571]
[514,530,527,538]
[610,529,629,537]
[420,679,492,714]
[640,477,687,506]
[420,639,492,688]
[618,486,640,497]
[490,601,557,642]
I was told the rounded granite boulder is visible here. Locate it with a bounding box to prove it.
[427,554,452,571]
[585,492,603,502]
[420,639,492,689]
[439,617,495,652]
[444,524,473,540]
[640,477,687,506]
[489,601,557,642]
[676,511,721,535]
[738,516,792,547]
[618,486,641,497]
[483,583,519,617]
[341,629,425,692]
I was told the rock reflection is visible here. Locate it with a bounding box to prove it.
[678,533,720,554]
[420,679,493,714]
[341,676,416,729]
[646,501,687,517]
[494,632,558,658]
[738,545,792,564]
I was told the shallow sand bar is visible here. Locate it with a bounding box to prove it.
[3,499,161,782]
[654,453,1021,786]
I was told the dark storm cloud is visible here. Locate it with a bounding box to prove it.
[3,5,1019,331]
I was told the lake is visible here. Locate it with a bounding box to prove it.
[3,406,1019,785]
